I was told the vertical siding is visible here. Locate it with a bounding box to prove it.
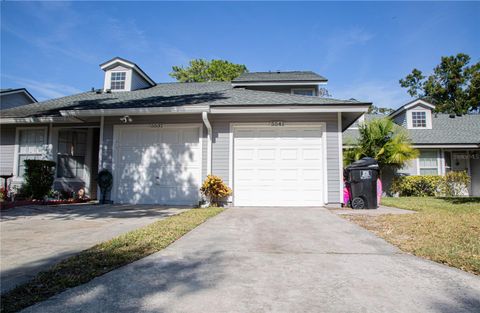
[210,113,341,204]
[0,125,16,175]
[0,93,34,110]
[131,71,151,90]
[393,112,407,127]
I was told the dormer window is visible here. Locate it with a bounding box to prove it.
[291,88,315,96]
[412,111,427,128]
[111,72,126,90]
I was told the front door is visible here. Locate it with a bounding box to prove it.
[451,152,468,172]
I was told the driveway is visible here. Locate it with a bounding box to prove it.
[0,204,187,293]
[22,207,480,313]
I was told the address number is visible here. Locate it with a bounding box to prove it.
[150,123,164,128]
[270,121,285,127]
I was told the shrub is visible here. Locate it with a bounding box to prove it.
[22,160,56,200]
[391,175,443,196]
[391,172,471,197]
[200,175,232,206]
[440,171,470,197]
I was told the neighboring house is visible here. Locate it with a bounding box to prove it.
[0,57,370,206]
[0,88,37,110]
[344,99,480,196]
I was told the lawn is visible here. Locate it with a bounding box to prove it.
[0,207,224,313]
[345,197,480,275]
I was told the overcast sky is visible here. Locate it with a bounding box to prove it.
[1,1,479,108]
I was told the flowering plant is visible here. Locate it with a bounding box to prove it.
[200,175,232,207]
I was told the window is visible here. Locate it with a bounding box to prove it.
[57,130,87,179]
[291,88,315,96]
[110,71,126,90]
[17,129,46,177]
[412,111,427,128]
[419,150,438,175]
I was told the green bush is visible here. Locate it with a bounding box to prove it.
[391,175,444,196]
[440,171,470,197]
[391,172,471,197]
[22,160,56,200]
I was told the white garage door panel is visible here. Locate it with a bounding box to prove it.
[233,125,324,206]
[114,126,201,205]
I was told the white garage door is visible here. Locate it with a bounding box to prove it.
[113,125,202,205]
[233,124,325,206]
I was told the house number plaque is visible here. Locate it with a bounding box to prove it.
[270,121,285,127]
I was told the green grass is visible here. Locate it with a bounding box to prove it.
[345,197,480,275]
[382,196,480,213]
[0,207,224,313]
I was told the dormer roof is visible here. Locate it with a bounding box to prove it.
[100,57,156,87]
[389,98,435,118]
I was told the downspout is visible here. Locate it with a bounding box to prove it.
[202,112,212,175]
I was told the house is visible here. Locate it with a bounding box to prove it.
[344,98,480,196]
[0,57,370,206]
[0,88,37,110]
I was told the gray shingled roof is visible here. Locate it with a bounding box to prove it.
[343,114,480,145]
[0,82,366,118]
[232,71,327,83]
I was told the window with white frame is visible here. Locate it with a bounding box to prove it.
[17,128,46,177]
[291,88,315,96]
[418,150,438,175]
[57,130,87,179]
[110,71,126,90]
[411,111,427,128]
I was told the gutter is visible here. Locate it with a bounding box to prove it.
[202,112,212,175]
[0,116,83,124]
[59,105,209,117]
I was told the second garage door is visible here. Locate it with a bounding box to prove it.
[233,124,325,206]
[113,125,202,205]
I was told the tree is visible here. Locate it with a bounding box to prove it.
[399,53,480,115]
[344,118,418,173]
[170,59,248,82]
[368,105,394,115]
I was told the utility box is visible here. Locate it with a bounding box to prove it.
[345,157,380,209]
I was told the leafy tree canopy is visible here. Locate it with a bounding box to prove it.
[170,59,248,82]
[368,105,394,115]
[344,118,418,172]
[399,53,480,115]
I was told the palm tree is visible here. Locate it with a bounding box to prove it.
[344,117,419,173]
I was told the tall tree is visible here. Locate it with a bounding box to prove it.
[170,59,247,82]
[399,53,480,115]
[344,118,418,173]
[368,105,394,115]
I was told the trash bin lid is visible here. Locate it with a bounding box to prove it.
[346,157,379,170]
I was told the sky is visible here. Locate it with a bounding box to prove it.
[1,1,479,108]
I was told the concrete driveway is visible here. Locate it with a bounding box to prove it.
[0,204,187,293]
[21,207,480,313]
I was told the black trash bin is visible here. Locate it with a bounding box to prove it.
[346,157,380,209]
